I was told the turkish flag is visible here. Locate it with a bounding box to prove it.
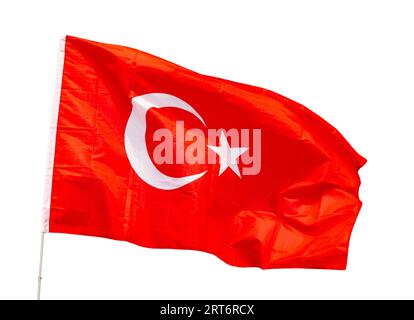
[43,36,366,269]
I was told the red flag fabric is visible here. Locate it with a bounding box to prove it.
[42,35,366,269]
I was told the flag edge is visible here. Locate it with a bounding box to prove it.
[41,36,66,233]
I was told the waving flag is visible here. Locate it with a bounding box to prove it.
[42,36,365,269]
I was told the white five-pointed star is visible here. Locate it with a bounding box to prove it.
[207,132,249,178]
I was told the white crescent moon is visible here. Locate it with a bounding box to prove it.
[125,93,207,190]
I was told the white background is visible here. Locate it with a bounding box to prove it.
[0,0,413,300]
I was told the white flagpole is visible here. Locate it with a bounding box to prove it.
[37,232,45,300]
[37,37,66,300]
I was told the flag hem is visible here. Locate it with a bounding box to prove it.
[41,37,66,233]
